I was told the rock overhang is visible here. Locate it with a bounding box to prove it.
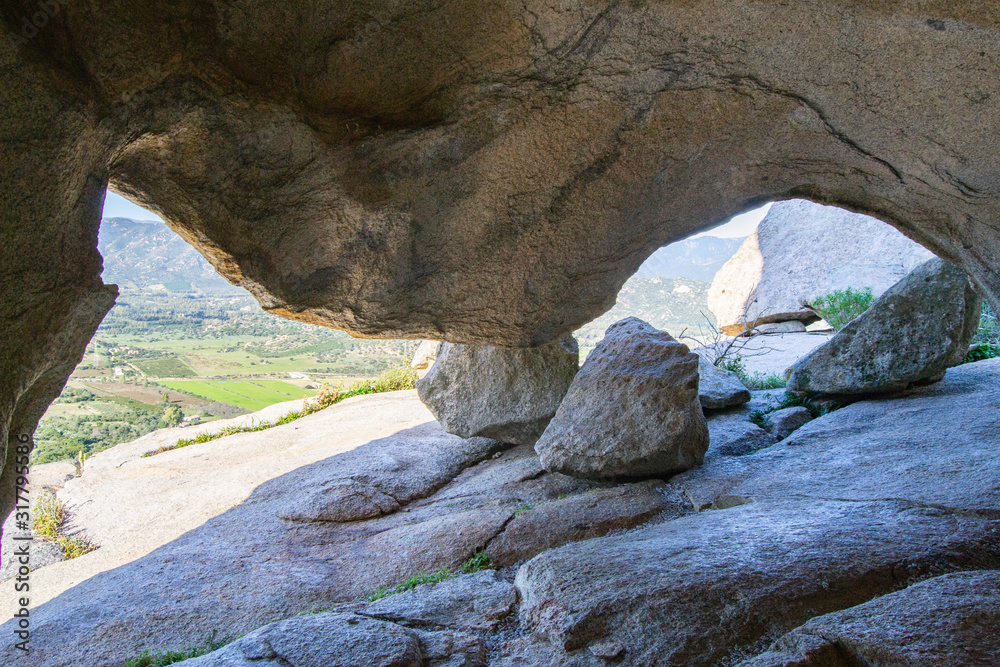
[4,0,1000,528]
[8,1,1000,346]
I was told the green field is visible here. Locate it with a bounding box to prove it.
[132,356,197,377]
[157,380,317,412]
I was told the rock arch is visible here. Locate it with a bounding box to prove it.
[3,1,1000,526]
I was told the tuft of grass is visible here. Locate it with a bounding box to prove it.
[32,492,98,559]
[124,635,230,667]
[717,356,786,391]
[512,502,536,517]
[809,287,874,331]
[143,367,418,457]
[363,552,494,603]
[460,551,492,574]
[743,372,786,390]
[749,410,771,429]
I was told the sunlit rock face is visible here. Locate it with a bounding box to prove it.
[3,1,1000,526]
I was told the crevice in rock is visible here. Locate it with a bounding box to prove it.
[756,494,1000,520]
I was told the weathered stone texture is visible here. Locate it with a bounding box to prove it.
[535,319,708,479]
[697,355,752,410]
[416,338,579,445]
[738,571,1000,667]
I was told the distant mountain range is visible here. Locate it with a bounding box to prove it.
[633,236,746,282]
[98,218,242,294]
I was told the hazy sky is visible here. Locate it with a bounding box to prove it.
[103,191,163,221]
[691,203,772,238]
[103,191,772,238]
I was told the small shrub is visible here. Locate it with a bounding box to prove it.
[742,372,786,391]
[749,410,771,429]
[717,356,746,376]
[716,356,786,390]
[461,551,493,574]
[964,342,999,364]
[809,287,874,331]
[363,552,494,603]
[32,492,98,559]
[124,635,229,667]
[513,502,536,517]
[963,303,1000,364]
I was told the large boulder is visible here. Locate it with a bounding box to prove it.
[513,499,1000,666]
[416,338,579,445]
[534,318,708,479]
[708,200,935,334]
[786,258,981,395]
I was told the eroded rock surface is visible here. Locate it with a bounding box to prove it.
[738,571,1000,667]
[514,499,1000,665]
[487,480,692,566]
[535,319,707,479]
[0,425,684,666]
[180,612,485,667]
[708,200,935,334]
[274,429,503,523]
[705,413,777,459]
[675,359,1000,513]
[417,338,579,445]
[763,406,813,441]
[345,570,518,632]
[786,258,981,395]
[508,360,1000,665]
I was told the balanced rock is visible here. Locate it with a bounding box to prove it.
[786,258,981,395]
[534,318,708,479]
[410,341,441,379]
[416,338,579,445]
[708,200,935,334]
[510,361,1000,666]
[698,355,751,410]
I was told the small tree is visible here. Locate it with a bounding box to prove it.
[807,287,874,331]
[160,404,184,428]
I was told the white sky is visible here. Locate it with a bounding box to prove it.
[691,203,772,238]
[104,191,773,238]
[103,191,163,222]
